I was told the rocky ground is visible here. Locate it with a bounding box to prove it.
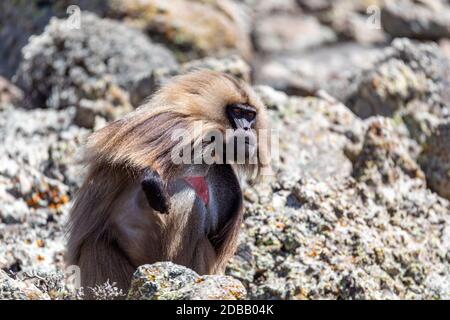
[1,0,450,300]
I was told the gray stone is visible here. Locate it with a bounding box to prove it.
[226,87,450,299]
[419,121,450,200]
[0,1,58,78]
[254,43,382,96]
[0,76,23,108]
[345,38,450,119]
[15,12,177,110]
[105,0,252,61]
[127,262,246,300]
[382,0,450,40]
[254,14,336,54]
[0,270,49,300]
[352,117,426,188]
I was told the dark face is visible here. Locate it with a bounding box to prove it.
[225,103,258,164]
[226,103,257,131]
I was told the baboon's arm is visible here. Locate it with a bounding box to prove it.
[141,169,170,214]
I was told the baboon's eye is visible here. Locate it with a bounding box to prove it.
[244,111,256,121]
[232,107,242,116]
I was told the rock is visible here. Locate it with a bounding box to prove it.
[0,76,23,108]
[344,38,450,119]
[401,101,443,144]
[317,0,387,44]
[254,43,382,96]
[180,55,251,83]
[352,118,426,189]
[15,12,177,110]
[382,0,450,40]
[73,104,97,130]
[0,194,29,225]
[252,86,289,111]
[254,14,336,54]
[0,1,59,78]
[73,86,133,129]
[0,270,49,300]
[253,86,364,181]
[246,0,300,15]
[226,85,450,299]
[419,121,450,200]
[0,0,98,77]
[0,105,85,276]
[106,0,252,61]
[228,167,450,299]
[127,262,246,300]
[296,0,332,12]
[334,12,387,44]
[439,38,450,59]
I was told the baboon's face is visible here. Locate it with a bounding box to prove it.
[224,103,258,163]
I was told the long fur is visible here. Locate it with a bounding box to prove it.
[66,70,269,297]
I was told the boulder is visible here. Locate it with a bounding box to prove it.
[382,0,450,40]
[106,0,252,61]
[254,14,336,54]
[344,38,450,119]
[419,121,450,200]
[0,76,23,108]
[127,262,246,300]
[0,270,49,300]
[227,117,450,299]
[15,12,177,111]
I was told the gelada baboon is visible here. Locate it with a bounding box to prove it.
[67,70,270,296]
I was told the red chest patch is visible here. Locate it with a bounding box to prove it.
[184,176,209,205]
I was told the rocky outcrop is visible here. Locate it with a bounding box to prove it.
[0,270,49,300]
[228,115,450,299]
[253,87,364,180]
[254,14,336,54]
[128,263,246,300]
[352,118,425,188]
[0,76,23,108]
[105,0,252,61]
[344,38,450,120]
[0,106,83,275]
[15,13,177,116]
[313,0,386,44]
[0,1,60,78]
[419,121,450,200]
[254,43,382,96]
[382,0,450,40]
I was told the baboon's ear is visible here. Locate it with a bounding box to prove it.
[141,169,170,214]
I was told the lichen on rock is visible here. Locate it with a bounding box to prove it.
[419,121,450,200]
[0,270,50,300]
[106,0,252,61]
[345,38,450,119]
[15,12,177,116]
[127,262,246,300]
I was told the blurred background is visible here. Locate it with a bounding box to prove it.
[1,0,450,300]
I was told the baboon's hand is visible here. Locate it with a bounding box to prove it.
[141,169,170,214]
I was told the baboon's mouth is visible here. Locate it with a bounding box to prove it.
[184,176,209,205]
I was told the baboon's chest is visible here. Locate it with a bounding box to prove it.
[168,165,242,236]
